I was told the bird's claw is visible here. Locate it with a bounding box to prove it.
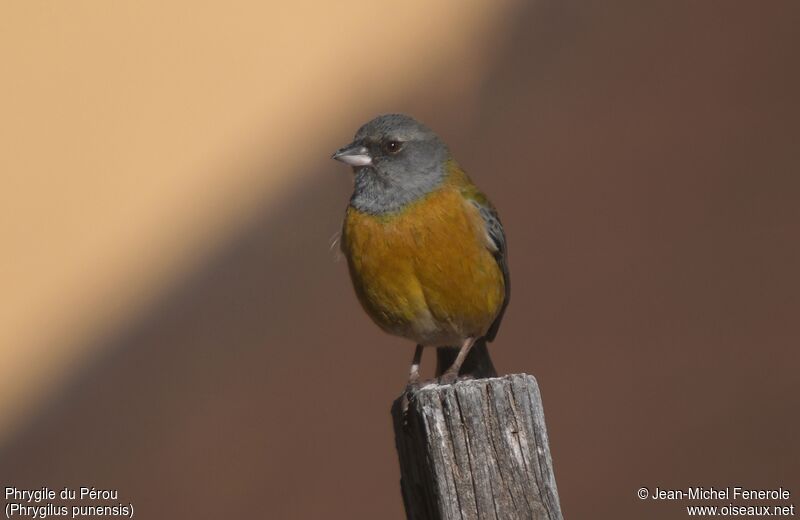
[400,379,420,414]
[438,370,458,386]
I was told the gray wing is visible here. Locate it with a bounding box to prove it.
[473,201,510,342]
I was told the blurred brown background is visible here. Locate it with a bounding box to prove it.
[2,1,798,518]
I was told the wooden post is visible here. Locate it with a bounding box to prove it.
[392,374,563,520]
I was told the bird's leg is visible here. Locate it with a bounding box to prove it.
[407,344,423,389]
[439,337,477,385]
[401,344,425,413]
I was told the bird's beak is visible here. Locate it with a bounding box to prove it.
[332,142,372,167]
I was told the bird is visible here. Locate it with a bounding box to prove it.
[332,114,509,386]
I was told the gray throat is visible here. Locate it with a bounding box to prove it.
[349,165,446,215]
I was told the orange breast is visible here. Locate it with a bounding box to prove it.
[342,186,505,346]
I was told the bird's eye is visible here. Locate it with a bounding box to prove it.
[384,140,403,154]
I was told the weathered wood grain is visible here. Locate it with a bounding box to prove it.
[392,374,563,520]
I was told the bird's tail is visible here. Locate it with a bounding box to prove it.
[435,337,497,379]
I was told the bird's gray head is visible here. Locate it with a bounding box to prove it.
[332,114,449,214]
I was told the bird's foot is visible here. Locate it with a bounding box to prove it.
[438,370,459,386]
[400,377,421,414]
